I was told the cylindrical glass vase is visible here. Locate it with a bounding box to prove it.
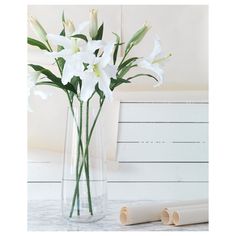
[62,102,107,223]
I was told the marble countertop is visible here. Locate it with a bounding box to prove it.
[28,200,208,231]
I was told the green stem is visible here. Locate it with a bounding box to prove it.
[83,98,105,163]
[77,102,83,215]
[69,153,85,218]
[68,98,84,218]
[69,96,105,217]
[85,100,93,215]
[66,92,84,156]
[118,45,134,71]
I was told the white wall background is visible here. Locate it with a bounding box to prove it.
[28,5,208,153]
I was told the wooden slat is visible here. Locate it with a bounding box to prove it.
[119,103,208,122]
[108,182,208,200]
[28,182,208,200]
[28,162,208,182]
[28,162,63,181]
[118,123,208,142]
[28,183,61,200]
[117,143,208,162]
[108,163,208,181]
[28,150,63,181]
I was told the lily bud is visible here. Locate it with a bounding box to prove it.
[63,19,75,36]
[126,23,150,52]
[89,9,98,39]
[29,16,47,42]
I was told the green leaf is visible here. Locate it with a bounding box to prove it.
[71,34,88,42]
[68,76,81,100]
[56,37,65,71]
[116,78,131,83]
[118,64,137,78]
[27,37,49,51]
[95,23,104,40]
[56,44,65,71]
[127,73,159,83]
[60,28,65,37]
[112,33,120,65]
[110,78,131,90]
[95,84,104,99]
[93,23,104,56]
[28,64,77,93]
[118,57,138,71]
[28,64,60,83]
[62,11,65,23]
[36,81,62,89]
[70,76,80,90]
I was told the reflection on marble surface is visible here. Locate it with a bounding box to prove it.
[28,200,208,231]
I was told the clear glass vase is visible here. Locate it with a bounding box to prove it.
[62,101,107,223]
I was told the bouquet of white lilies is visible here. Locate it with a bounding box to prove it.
[28,9,171,219]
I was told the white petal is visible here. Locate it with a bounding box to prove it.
[61,60,75,84]
[98,72,113,100]
[45,49,72,59]
[28,71,40,85]
[138,59,164,84]
[28,71,40,96]
[138,59,152,70]
[80,73,98,101]
[100,42,115,67]
[148,37,162,62]
[84,40,105,52]
[152,64,164,84]
[47,34,71,48]
[104,64,117,78]
[74,21,89,34]
[78,51,96,64]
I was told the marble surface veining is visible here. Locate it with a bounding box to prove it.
[28,200,208,231]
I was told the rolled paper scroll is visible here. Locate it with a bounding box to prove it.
[161,203,208,225]
[120,199,208,225]
[173,205,208,226]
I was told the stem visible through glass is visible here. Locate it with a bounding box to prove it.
[68,95,105,218]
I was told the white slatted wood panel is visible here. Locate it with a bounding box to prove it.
[110,100,208,200]
[108,163,208,181]
[120,103,208,122]
[117,143,208,162]
[118,123,208,143]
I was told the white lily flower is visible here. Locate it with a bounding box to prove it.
[46,34,84,59]
[78,41,116,101]
[46,21,89,58]
[59,40,105,85]
[138,36,165,85]
[46,21,91,84]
